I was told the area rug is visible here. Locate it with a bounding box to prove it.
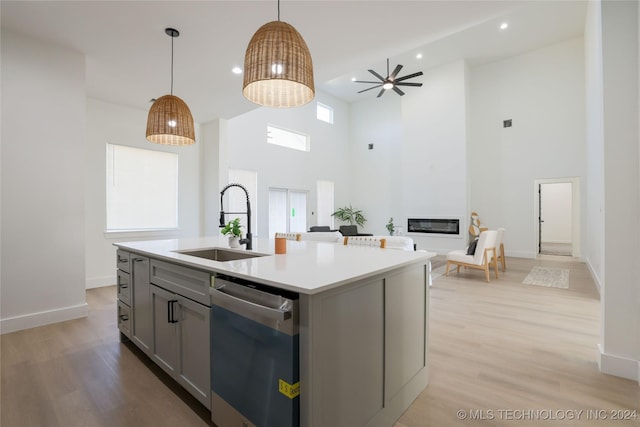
[523,266,569,289]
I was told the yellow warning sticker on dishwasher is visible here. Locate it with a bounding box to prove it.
[278,379,300,399]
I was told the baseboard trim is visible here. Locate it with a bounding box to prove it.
[585,256,602,295]
[597,344,639,381]
[0,303,89,334]
[86,274,116,289]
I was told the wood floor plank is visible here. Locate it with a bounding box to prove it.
[397,256,639,427]
[1,256,638,427]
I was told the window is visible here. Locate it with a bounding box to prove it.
[267,124,310,152]
[106,143,178,231]
[316,102,334,124]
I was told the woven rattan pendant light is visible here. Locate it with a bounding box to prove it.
[243,0,315,108]
[146,28,195,146]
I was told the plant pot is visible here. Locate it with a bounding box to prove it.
[228,236,241,248]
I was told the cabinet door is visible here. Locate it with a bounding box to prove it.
[132,256,152,354]
[151,284,178,376]
[177,296,211,409]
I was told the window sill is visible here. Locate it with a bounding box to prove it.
[104,229,179,240]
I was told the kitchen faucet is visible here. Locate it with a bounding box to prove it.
[219,183,253,250]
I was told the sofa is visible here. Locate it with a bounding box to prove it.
[300,231,415,251]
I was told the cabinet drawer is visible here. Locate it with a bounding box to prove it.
[117,270,131,305]
[150,259,211,306]
[117,250,131,273]
[117,300,131,338]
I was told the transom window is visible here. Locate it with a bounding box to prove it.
[267,124,310,152]
[316,102,334,124]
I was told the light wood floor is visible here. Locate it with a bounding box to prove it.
[2,256,638,427]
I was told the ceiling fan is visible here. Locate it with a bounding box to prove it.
[354,58,423,98]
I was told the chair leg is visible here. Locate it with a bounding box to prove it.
[501,245,506,271]
[493,257,499,279]
[484,264,490,282]
[445,261,451,277]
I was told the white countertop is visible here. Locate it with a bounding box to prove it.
[115,236,434,295]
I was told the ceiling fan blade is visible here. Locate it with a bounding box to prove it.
[368,69,386,82]
[354,80,383,84]
[389,64,403,80]
[392,86,405,96]
[395,71,424,82]
[395,82,423,87]
[358,84,383,94]
[376,88,386,98]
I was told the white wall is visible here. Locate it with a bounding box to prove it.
[201,118,224,237]
[224,92,351,237]
[584,0,605,290]
[85,99,201,289]
[468,37,586,258]
[349,91,403,236]
[401,60,469,251]
[598,0,640,381]
[540,182,572,243]
[348,60,469,252]
[1,31,88,332]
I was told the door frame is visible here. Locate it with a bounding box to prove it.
[533,177,580,258]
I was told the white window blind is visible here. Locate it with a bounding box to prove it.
[106,143,178,231]
[268,188,308,236]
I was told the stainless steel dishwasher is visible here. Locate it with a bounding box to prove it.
[210,276,299,427]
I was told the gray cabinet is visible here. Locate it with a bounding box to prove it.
[150,284,211,409]
[117,251,212,409]
[116,250,131,341]
[301,262,429,427]
[132,255,152,355]
[150,258,211,305]
[151,284,178,375]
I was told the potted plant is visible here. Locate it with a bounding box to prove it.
[386,217,395,236]
[221,218,243,248]
[331,205,367,228]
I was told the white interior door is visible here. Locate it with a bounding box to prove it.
[289,191,307,233]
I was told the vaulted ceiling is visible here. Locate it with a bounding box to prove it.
[1,1,586,123]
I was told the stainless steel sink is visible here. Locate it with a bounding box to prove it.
[175,248,269,262]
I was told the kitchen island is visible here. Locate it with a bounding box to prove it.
[114,236,433,427]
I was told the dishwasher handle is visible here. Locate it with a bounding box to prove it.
[211,287,292,322]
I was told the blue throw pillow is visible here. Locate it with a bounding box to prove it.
[466,239,479,255]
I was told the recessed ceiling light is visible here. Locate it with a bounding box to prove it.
[500,22,509,30]
[232,66,243,74]
[416,53,423,59]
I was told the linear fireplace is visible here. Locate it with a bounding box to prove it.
[407,218,460,235]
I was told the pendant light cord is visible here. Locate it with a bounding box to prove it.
[170,34,174,96]
[277,0,280,21]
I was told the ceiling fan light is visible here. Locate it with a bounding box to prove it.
[383,82,394,90]
[243,20,315,108]
[146,95,195,146]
